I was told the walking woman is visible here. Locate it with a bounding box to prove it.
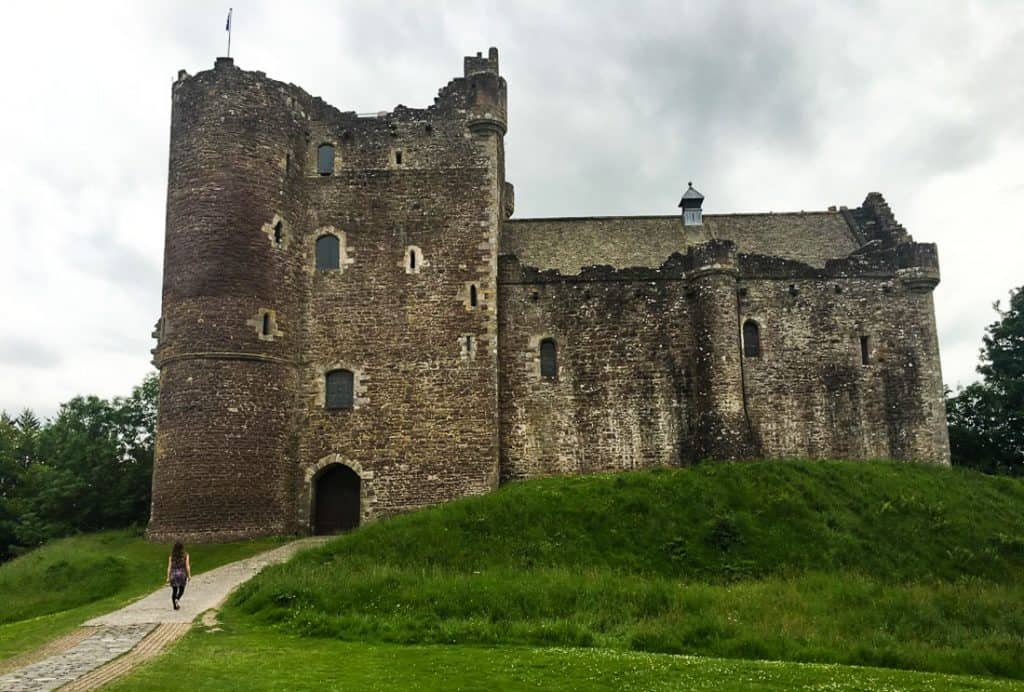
[166,542,191,610]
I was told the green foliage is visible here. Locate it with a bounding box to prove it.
[229,461,1024,679]
[0,529,286,662]
[948,285,1024,476]
[0,373,158,561]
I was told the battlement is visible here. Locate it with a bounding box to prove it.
[173,48,506,135]
[465,47,500,76]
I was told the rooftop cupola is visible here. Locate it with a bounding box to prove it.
[679,182,704,226]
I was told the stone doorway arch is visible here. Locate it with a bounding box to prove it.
[312,464,361,534]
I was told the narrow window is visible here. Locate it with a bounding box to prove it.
[743,320,761,358]
[409,249,417,270]
[273,220,284,246]
[465,335,472,352]
[325,369,354,409]
[394,150,403,165]
[860,336,870,365]
[285,152,291,173]
[261,313,271,336]
[470,284,478,307]
[317,144,335,176]
[316,234,340,270]
[540,339,557,379]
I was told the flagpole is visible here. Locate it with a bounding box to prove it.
[226,8,233,58]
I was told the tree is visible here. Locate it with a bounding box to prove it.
[947,286,1024,475]
[0,373,159,560]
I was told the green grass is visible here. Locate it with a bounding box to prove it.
[0,528,286,662]
[108,616,1024,691]
[230,461,1024,679]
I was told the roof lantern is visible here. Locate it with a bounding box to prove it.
[679,182,704,226]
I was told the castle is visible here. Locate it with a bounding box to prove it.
[148,48,950,542]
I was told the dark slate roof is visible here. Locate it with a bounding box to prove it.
[678,183,704,208]
[501,211,862,274]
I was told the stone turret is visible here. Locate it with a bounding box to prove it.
[686,240,756,459]
[149,57,309,541]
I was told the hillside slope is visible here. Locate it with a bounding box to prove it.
[231,460,1024,678]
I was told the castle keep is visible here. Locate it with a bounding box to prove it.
[148,48,950,542]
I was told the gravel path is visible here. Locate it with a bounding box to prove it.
[0,537,327,691]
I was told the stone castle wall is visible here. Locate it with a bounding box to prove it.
[497,238,949,478]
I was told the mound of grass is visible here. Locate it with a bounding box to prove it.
[231,461,1024,678]
[0,528,286,662]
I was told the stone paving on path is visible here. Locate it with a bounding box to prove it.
[0,537,327,692]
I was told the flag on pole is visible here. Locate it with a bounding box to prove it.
[226,8,232,31]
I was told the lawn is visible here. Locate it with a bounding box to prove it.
[0,528,286,663]
[107,616,1024,691]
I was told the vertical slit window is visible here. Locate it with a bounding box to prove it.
[860,336,870,365]
[261,313,271,336]
[325,369,354,410]
[317,144,335,176]
[470,284,478,307]
[316,234,340,270]
[540,339,557,379]
[395,150,403,165]
[743,320,761,358]
[273,220,284,246]
[409,249,417,270]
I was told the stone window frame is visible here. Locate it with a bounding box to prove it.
[315,142,338,176]
[314,362,369,410]
[403,245,427,274]
[324,369,356,410]
[261,213,290,250]
[742,318,762,359]
[300,454,377,533]
[309,227,355,274]
[859,335,872,366]
[389,148,407,168]
[247,308,283,342]
[459,334,478,362]
[528,334,560,382]
[462,282,483,310]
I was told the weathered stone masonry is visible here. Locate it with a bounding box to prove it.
[148,48,949,542]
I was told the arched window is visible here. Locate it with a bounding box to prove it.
[317,144,335,176]
[325,370,354,410]
[316,234,340,270]
[540,338,557,379]
[409,249,417,270]
[469,284,478,308]
[743,320,761,358]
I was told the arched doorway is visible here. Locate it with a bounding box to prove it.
[313,464,360,534]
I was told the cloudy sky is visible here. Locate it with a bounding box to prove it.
[0,1,1021,418]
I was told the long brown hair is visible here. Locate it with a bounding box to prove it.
[171,542,186,569]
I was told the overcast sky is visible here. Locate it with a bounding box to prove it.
[0,1,1021,418]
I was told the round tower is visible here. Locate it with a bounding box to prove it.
[686,239,757,459]
[149,58,307,542]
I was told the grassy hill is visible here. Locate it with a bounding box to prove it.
[0,529,285,663]
[229,460,1024,679]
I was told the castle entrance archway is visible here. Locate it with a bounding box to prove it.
[313,464,360,534]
